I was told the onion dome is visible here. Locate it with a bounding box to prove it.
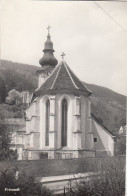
[39,34,58,67]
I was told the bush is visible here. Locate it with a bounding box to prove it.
[115,136,126,155]
[8,149,18,160]
[0,149,18,161]
[0,166,53,196]
[0,122,11,160]
[11,105,19,112]
[67,157,125,196]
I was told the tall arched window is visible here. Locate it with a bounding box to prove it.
[61,99,68,147]
[45,99,50,146]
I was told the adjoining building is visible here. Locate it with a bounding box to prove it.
[5,118,26,160]
[13,30,115,160]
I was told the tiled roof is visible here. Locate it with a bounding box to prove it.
[91,113,115,137]
[33,61,92,99]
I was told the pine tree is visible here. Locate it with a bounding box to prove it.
[0,77,6,103]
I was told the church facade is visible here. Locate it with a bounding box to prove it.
[20,30,115,160]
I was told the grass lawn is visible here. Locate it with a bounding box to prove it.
[0,156,125,177]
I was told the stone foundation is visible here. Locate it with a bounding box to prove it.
[23,149,95,160]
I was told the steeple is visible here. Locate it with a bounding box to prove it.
[39,26,58,67]
[37,27,58,89]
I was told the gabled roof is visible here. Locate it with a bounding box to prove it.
[33,61,92,99]
[91,113,115,137]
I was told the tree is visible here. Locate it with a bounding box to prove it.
[0,112,17,160]
[0,112,11,160]
[120,118,126,126]
[116,136,126,155]
[97,117,103,124]
[0,166,52,196]
[114,115,118,122]
[6,89,22,105]
[67,158,125,196]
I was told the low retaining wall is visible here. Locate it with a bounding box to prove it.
[38,172,99,194]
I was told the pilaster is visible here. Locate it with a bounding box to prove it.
[49,95,56,148]
[85,98,94,149]
[73,97,81,149]
[30,133,34,148]
[40,98,45,149]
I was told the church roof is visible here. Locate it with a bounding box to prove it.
[33,61,92,98]
[91,113,115,137]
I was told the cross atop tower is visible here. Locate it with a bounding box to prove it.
[47,25,51,35]
[61,52,66,60]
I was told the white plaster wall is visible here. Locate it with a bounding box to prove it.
[49,115,55,132]
[16,135,23,144]
[26,117,38,134]
[80,95,94,150]
[49,115,55,148]
[49,96,56,148]
[40,96,47,149]
[30,133,34,148]
[38,67,54,88]
[73,97,82,150]
[94,121,114,156]
[49,132,55,148]
[24,134,30,149]
[33,133,40,149]
[25,98,40,150]
[77,133,81,148]
[38,73,46,88]
[73,134,77,149]
[26,102,36,121]
[17,147,23,160]
[27,102,36,118]
[80,95,87,149]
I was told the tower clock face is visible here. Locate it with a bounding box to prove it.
[45,67,53,76]
[47,70,52,76]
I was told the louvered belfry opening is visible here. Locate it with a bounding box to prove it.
[45,99,50,146]
[61,99,68,147]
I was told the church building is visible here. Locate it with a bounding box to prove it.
[21,29,115,160]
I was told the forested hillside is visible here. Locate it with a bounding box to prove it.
[0,59,39,92]
[85,83,126,135]
[0,59,126,135]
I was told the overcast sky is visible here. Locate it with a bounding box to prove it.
[1,0,127,96]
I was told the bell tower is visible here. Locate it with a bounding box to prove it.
[36,26,58,88]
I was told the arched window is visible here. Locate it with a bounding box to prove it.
[45,99,50,146]
[61,99,68,147]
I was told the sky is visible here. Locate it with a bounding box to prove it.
[0,0,127,96]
